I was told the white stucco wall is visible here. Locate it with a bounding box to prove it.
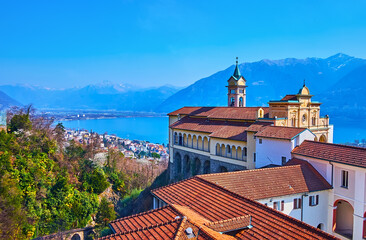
[255,130,315,168]
[258,191,330,232]
[292,154,366,239]
[255,138,292,168]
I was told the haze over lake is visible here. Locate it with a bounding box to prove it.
[59,117,364,145]
[60,117,169,145]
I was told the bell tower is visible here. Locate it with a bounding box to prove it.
[227,57,247,107]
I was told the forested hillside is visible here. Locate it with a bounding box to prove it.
[0,106,166,239]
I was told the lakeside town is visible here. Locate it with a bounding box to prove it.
[65,128,169,163]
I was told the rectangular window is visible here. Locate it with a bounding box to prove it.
[273,201,284,211]
[293,198,302,209]
[259,139,262,144]
[341,170,349,188]
[309,195,319,206]
[231,90,236,94]
[281,156,286,165]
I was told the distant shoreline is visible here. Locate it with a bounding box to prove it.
[38,110,168,122]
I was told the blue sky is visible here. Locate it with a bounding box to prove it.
[0,0,365,88]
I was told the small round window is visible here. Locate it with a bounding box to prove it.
[302,114,306,122]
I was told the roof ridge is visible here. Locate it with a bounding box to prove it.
[288,158,332,189]
[193,177,337,239]
[101,217,183,239]
[109,205,174,223]
[197,165,300,178]
[152,176,198,194]
[303,140,366,150]
[204,215,250,226]
[173,216,188,240]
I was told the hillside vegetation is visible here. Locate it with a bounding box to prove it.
[0,106,166,239]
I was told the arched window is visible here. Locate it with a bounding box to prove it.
[239,97,243,107]
[203,160,211,174]
[174,132,178,144]
[291,118,296,127]
[230,97,235,106]
[178,133,183,145]
[219,166,228,173]
[175,153,182,174]
[184,155,191,177]
[226,144,231,155]
[216,143,220,156]
[312,117,316,125]
[319,135,327,143]
[193,158,201,176]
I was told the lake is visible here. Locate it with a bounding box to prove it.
[60,117,169,145]
[60,117,365,145]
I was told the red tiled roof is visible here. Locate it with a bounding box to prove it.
[204,215,251,233]
[100,218,182,240]
[281,95,298,101]
[199,165,331,200]
[292,140,366,168]
[152,177,338,240]
[255,126,308,140]
[109,205,180,233]
[245,121,273,132]
[170,117,252,141]
[104,204,237,240]
[168,107,269,120]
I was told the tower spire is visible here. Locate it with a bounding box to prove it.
[303,79,306,87]
[233,57,241,80]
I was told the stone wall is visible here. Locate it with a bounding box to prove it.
[170,147,247,181]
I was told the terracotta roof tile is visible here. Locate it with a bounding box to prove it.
[109,205,180,233]
[170,117,252,141]
[199,164,331,200]
[281,95,298,101]
[245,121,273,132]
[100,218,183,240]
[152,177,338,240]
[204,215,251,233]
[168,107,269,120]
[255,126,308,140]
[292,140,366,168]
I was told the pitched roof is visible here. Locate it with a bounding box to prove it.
[199,164,331,200]
[109,205,180,233]
[152,177,338,240]
[280,95,298,101]
[100,218,183,240]
[204,215,251,233]
[168,107,269,120]
[292,140,366,168]
[255,126,308,140]
[170,117,253,141]
[103,204,238,240]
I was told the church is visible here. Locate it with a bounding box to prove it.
[101,59,366,240]
[168,58,333,180]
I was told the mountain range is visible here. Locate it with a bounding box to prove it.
[1,53,366,121]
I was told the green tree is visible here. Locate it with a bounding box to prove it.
[8,113,32,133]
[96,197,116,226]
[151,152,160,159]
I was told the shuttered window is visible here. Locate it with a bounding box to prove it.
[293,198,301,209]
[309,195,319,206]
